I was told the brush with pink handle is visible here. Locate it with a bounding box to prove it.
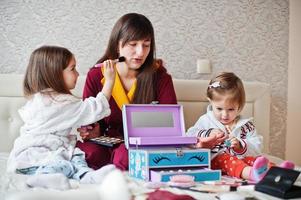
[94,56,126,68]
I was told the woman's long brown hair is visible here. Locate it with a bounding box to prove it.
[97,13,158,104]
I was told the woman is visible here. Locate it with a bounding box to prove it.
[76,13,177,170]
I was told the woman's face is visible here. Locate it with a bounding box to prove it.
[118,38,151,70]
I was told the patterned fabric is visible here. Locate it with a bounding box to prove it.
[17,153,92,180]
[186,105,263,158]
[211,152,257,178]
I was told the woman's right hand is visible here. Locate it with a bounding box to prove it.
[77,122,101,140]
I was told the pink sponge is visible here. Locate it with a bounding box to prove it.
[168,175,196,188]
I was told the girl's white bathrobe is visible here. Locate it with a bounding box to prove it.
[186,105,263,159]
[7,90,110,172]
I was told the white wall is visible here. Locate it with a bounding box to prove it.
[0,0,289,159]
[286,0,301,166]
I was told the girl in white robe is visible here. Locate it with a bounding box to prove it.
[7,45,118,189]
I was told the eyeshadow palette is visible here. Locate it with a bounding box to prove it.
[89,136,124,147]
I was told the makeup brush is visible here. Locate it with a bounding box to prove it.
[224,125,233,147]
[94,56,125,68]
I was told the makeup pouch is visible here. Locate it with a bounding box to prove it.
[255,166,301,199]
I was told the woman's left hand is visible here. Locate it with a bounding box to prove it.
[77,122,100,140]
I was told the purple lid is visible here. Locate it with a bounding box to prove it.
[122,104,197,148]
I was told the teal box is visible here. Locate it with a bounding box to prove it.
[128,147,221,182]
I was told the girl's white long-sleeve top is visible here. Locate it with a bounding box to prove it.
[7,90,110,172]
[186,105,263,159]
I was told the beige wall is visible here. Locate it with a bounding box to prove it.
[0,0,289,159]
[286,0,301,166]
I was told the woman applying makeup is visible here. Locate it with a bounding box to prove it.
[76,13,177,170]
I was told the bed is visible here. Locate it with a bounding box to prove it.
[0,74,298,200]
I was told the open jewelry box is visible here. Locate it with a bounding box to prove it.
[122,104,221,182]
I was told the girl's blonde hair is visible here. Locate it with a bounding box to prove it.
[23,45,73,97]
[207,72,245,111]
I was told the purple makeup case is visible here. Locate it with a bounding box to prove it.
[122,104,221,182]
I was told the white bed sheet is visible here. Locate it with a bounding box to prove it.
[1,152,300,200]
[0,153,27,198]
[0,153,91,200]
[0,153,218,200]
